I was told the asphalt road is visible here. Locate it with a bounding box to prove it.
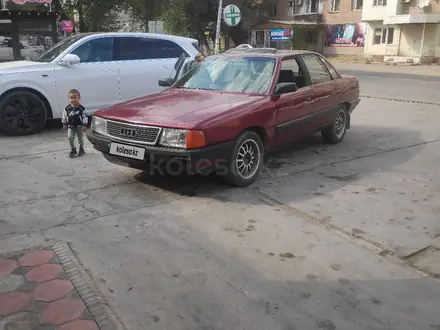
[336,63,440,104]
[1,65,440,330]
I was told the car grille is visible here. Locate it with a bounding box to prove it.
[106,120,161,145]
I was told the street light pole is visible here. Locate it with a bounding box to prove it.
[214,0,223,54]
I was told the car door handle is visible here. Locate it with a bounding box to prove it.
[162,65,171,69]
[101,68,113,73]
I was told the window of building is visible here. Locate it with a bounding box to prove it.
[271,1,277,16]
[373,28,394,45]
[387,28,394,44]
[289,0,302,14]
[305,30,317,44]
[310,0,318,13]
[373,0,387,6]
[352,0,363,10]
[330,0,340,12]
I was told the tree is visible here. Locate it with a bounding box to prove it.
[221,0,273,46]
[159,0,272,51]
[124,0,166,31]
[61,0,123,32]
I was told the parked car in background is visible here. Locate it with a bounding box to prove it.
[0,32,201,136]
[88,50,360,187]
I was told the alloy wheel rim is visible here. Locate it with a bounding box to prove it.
[235,139,261,180]
[334,109,346,139]
[3,95,45,133]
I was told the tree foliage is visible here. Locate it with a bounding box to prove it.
[157,0,272,51]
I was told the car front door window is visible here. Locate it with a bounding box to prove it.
[301,54,332,85]
[71,37,115,63]
[277,58,308,90]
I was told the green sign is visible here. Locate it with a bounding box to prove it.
[223,5,241,27]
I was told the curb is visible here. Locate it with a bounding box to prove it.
[51,241,125,330]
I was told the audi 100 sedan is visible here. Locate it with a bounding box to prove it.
[87,50,360,187]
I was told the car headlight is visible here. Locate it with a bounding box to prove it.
[91,116,107,135]
[159,128,188,148]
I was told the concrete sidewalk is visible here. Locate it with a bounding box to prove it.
[331,61,440,77]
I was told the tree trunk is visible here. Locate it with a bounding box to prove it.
[76,0,87,32]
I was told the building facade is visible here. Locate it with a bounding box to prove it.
[322,0,365,56]
[362,0,440,63]
[250,0,324,52]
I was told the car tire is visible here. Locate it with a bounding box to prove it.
[0,90,48,136]
[321,106,348,144]
[224,130,264,187]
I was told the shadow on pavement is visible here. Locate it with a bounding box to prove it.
[134,124,424,203]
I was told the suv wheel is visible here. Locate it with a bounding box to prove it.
[321,106,348,144]
[0,91,48,136]
[224,131,264,187]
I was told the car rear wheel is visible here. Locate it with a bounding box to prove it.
[224,131,264,187]
[0,91,48,136]
[321,106,348,144]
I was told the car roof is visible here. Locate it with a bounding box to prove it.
[74,32,198,43]
[220,48,319,59]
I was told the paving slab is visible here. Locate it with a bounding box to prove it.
[0,245,122,330]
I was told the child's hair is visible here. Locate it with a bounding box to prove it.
[195,53,204,62]
[68,89,80,97]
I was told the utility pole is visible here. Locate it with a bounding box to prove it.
[214,0,223,54]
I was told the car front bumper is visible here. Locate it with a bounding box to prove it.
[87,130,234,175]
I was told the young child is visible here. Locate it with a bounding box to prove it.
[62,89,88,158]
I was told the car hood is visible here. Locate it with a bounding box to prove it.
[0,60,48,73]
[96,88,266,129]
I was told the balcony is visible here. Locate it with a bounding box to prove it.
[290,13,323,23]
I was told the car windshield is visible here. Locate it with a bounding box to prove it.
[35,35,86,63]
[174,56,276,95]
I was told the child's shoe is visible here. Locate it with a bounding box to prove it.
[78,148,85,157]
[69,149,77,158]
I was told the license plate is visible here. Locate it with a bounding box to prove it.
[109,143,145,160]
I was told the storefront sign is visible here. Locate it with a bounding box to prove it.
[269,29,292,41]
[324,23,366,47]
[12,0,52,4]
[61,20,74,33]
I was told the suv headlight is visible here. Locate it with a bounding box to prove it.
[91,116,107,135]
[159,128,188,148]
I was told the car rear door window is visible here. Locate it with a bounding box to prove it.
[319,56,340,80]
[154,39,186,59]
[71,37,115,63]
[301,54,332,85]
[116,37,155,60]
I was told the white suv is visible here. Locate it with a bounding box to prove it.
[0,32,201,135]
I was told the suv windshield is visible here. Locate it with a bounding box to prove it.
[35,34,86,63]
[175,56,276,95]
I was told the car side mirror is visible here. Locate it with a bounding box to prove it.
[275,82,298,95]
[59,54,80,66]
[158,78,174,87]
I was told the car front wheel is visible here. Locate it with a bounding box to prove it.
[224,131,264,187]
[0,91,48,136]
[321,106,348,144]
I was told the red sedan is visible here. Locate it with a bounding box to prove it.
[87,50,360,186]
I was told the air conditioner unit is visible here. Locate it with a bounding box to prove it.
[401,0,410,3]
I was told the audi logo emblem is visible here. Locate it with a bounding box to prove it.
[120,128,137,137]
